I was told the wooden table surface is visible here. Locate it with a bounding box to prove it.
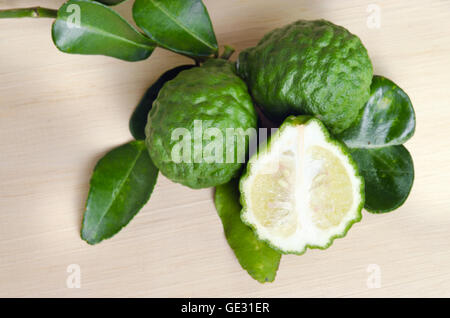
[0,0,449,297]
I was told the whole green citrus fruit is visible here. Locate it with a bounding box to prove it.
[237,19,373,134]
[145,59,258,189]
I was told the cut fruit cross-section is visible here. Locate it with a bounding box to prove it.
[240,116,364,254]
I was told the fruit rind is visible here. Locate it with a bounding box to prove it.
[145,59,258,189]
[237,19,373,135]
[239,116,365,255]
[129,64,195,140]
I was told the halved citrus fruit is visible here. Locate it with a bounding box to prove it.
[240,116,364,254]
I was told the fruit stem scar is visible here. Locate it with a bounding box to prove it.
[220,45,236,60]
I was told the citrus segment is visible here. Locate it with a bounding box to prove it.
[240,116,364,254]
[307,146,354,230]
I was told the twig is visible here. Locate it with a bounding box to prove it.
[220,45,235,60]
[0,7,57,19]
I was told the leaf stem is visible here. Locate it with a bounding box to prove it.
[0,7,57,19]
[220,45,235,60]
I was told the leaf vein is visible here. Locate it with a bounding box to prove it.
[89,146,144,238]
[149,0,215,51]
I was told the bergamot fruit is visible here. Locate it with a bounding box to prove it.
[145,59,258,189]
[237,19,373,134]
[240,116,364,254]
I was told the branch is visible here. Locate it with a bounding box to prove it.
[0,7,57,19]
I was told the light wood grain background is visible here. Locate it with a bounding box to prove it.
[0,0,449,297]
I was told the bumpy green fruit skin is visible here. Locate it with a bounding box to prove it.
[237,19,373,134]
[145,59,258,189]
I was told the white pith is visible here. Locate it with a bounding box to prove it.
[241,120,363,253]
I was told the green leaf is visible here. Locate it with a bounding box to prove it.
[52,0,155,62]
[215,179,281,283]
[338,75,415,148]
[82,141,158,244]
[133,0,218,57]
[338,76,416,213]
[349,146,414,213]
[130,64,195,140]
[91,0,127,5]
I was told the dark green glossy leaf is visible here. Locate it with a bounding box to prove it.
[350,145,414,213]
[338,75,416,213]
[130,64,195,140]
[215,179,281,283]
[82,141,158,244]
[133,0,218,57]
[92,0,127,5]
[52,0,155,61]
[339,75,415,148]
